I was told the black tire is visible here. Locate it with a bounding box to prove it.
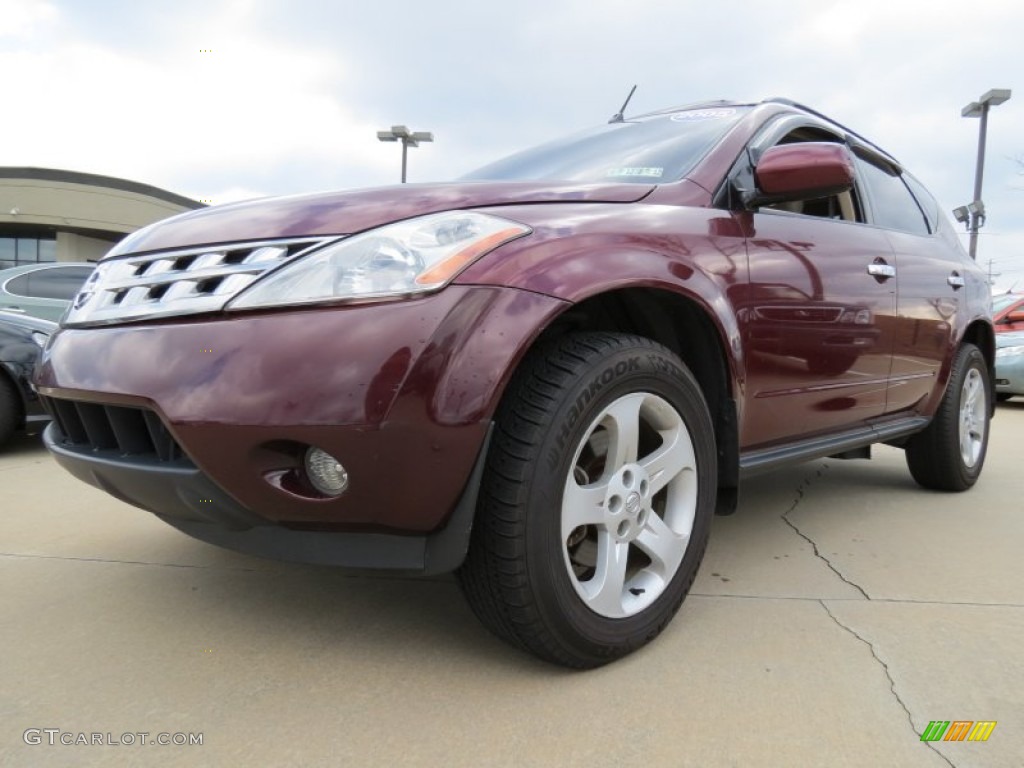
[0,374,21,448]
[457,332,716,668]
[996,393,1013,403]
[905,343,990,491]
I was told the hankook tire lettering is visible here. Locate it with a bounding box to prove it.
[549,356,641,471]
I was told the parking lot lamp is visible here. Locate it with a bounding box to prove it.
[961,89,1011,259]
[376,125,434,183]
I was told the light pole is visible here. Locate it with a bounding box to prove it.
[376,125,434,183]
[960,88,1011,260]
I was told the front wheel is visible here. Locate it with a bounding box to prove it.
[457,332,717,668]
[905,343,990,491]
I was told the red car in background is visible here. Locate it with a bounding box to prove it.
[37,99,994,667]
[993,293,1024,332]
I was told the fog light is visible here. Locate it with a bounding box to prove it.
[304,447,349,496]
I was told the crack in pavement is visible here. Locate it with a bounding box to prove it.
[688,592,1024,608]
[780,462,871,600]
[782,468,958,765]
[0,551,455,583]
[820,600,956,768]
[0,551,261,571]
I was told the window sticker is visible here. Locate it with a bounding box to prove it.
[605,167,664,178]
[670,108,737,121]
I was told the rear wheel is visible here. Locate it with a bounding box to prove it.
[457,332,716,668]
[905,343,990,491]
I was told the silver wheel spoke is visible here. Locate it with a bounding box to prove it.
[958,368,986,468]
[636,512,687,577]
[965,377,978,408]
[562,480,609,539]
[640,428,694,496]
[583,532,630,616]
[603,394,644,470]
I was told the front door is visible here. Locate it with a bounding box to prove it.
[736,211,897,449]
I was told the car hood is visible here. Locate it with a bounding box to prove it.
[109,180,656,257]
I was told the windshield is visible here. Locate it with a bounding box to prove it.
[463,106,749,185]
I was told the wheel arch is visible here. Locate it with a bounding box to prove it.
[518,286,741,505]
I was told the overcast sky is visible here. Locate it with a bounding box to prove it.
[2,0,1022,287]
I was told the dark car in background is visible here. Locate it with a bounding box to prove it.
[0,310,55,447]
[36,98,994,667]
[0,263,95,322]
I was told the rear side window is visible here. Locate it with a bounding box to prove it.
[902,173,940,233]
[6,267,93,300]
[854,156,929,235]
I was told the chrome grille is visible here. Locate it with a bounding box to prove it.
[63,237,334,327]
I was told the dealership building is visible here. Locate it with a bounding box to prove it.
[0,168,203,269]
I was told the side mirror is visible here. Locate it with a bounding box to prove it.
[746,142,855,209]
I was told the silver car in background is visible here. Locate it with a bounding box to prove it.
[995,331,1024,402]
[0,263,95,322]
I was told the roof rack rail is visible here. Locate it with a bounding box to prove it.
[632,99,745,120]
[762,97,898,167]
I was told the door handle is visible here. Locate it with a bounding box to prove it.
[947,273,965,289]
[867,263,896,279]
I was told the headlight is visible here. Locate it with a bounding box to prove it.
[227,211,530,310]
[996,345,1024,358]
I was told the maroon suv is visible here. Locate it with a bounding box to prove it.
[37,99,994,668]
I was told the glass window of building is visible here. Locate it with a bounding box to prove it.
[0,234,58,268]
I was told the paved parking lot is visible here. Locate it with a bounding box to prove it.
[3,405,1023,767]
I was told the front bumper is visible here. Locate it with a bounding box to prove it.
[44,422,491,573]
[36,285,565,569]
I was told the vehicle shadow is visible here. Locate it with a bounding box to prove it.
[1,430,49,457]
[131,535,574,676]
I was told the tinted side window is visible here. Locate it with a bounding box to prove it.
[28,267,93,300]
[855,157,929,235]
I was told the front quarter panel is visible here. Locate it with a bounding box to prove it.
[457,201,748,375]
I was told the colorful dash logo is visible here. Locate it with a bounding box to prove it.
[921,721,996,742]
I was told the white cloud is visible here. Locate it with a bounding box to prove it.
[0,1,396,199]
[0,0,57,38]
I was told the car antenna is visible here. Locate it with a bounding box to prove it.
[609,85,637,124]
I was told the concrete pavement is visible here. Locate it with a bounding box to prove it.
[2,405,1022,767]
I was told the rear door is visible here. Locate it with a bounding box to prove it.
[851,155,962,415]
